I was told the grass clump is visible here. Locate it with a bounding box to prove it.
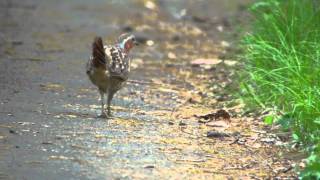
[241,0,320,178]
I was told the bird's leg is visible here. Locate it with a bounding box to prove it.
[98,90,107,118]
[107,91,115,116]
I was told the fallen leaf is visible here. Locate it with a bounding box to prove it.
[195,109,231,122]
[145,1,156,10]
[191,58,222,66]
[224,60,237,66]
[220,40,230,47]
[168,52,177,59]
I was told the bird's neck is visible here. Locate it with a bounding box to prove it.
[119,40,132,53]
[119,41,126,49]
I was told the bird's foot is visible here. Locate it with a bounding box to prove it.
[98,112,108,119]
[107,111,113,118]
[107,107,113,117]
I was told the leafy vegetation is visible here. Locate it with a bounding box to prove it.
[241,0,320,178]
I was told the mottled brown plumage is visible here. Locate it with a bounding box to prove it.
[86,34,138,118]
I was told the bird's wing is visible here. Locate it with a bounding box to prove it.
[105,46,130,80]
[91,36,107,70]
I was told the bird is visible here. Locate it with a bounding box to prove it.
[86,34,138,118]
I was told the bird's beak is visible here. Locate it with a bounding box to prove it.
[134,41,139,46]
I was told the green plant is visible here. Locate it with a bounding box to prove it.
[241,0,320,177]
[300,145,320,179]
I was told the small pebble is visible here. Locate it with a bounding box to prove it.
[9,129,16,134]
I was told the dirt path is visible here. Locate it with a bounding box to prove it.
[0,0,296,179]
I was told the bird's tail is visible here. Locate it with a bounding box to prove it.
[92,36,106,69]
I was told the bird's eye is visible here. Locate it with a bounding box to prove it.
[132,38,136,41]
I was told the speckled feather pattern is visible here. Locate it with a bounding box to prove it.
[104,45,130,80]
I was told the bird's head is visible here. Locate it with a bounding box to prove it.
[117,33,138,53]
